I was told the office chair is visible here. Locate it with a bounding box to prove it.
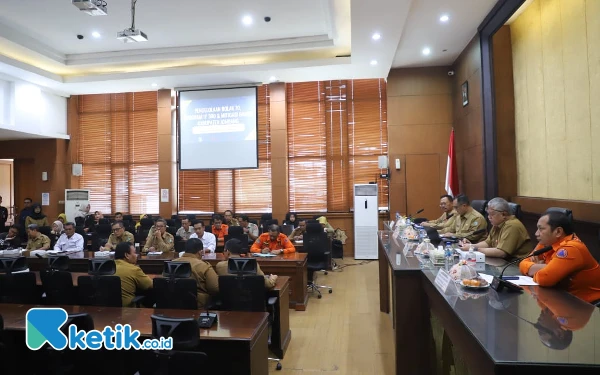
[259,213,273,233]
[153,261,197,310]
[280,224,294,236]
[40,256,75,305]
[470,200,488,216]
[91,224,111,250]
[166,219,176,228]
[137,315,208,375]
[75,217,85,227]
[227,225,244,236]
[507,203,523,220]
[140,218,155,232]
[77,259,122,307]
[219,258,282,370]
[166,226,177,237]
[303,228,333,298]
[545,207,574,223]
[305,222,332,275]
[38,225,52,238]
[224,233,249,252]
[0,256,39,304]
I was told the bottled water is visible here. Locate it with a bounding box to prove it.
[467,245,477,265]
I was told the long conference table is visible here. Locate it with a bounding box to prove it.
[23,250,309,311]
[378,230,600,375]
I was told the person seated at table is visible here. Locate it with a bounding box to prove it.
[211,214,228,240]
[440,194,487,243]
[49,220,64,245]
[317,216,335,234]
[174,238,220,309]
[459,197,532,258]
[176,217,194,241]
[113,212,124,223]
[142,218,174,253]
[283,212,298,227]
[103,221,134,251]
[25,203,49,227]
[223,210,239,226]
[239,215,259,242]
[54,222,85,252]
[189,220,217,253]
[26,224,51,250]
[421,195,457,230]
[519,211,600,304]
[216,238,278,289]
[0,225,21,249]
[114,242,153,307]
[288,218,306,241]
[251,224,296,255]
[57,213,67,224]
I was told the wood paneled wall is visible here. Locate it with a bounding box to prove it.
[451,36,485,201]
[386,68,453,219]
[511,0,600,201]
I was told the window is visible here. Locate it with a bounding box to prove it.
[177,85,272,213]
[287,79,387,212]
[77,92,159,214]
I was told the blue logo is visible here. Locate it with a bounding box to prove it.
[26,308,172,351]
[556,248,568,258]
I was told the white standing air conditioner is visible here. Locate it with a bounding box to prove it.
[354,184,378,260]
[65,189,90,223]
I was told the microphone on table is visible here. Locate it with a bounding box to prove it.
[490,245,553,293]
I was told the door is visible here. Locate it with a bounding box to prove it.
[405,154,441,220]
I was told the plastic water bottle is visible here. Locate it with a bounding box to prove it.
[444,242,453,270]
[395,212,400,221]
[467,245,476,266]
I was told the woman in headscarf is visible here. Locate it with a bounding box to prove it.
[25,203,49,227]
[284,212,298,227]
[136,214,148,230]
[84,211,103,233]
[317,216,335,234]
[50,220,64,244]
[57,213,67,224]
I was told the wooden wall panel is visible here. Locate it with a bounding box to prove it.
[587,0,600,200]
[405,154,441,219]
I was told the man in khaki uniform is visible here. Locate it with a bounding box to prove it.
[288,218,306,241]
[26,224,51,250]
[114,242,153,307]
[103,221,134,251]
[224,210,239,226]
[459,197,532,258]
[422,195,457,230]
[174,238,219,309]
[142,218,174,253]
[440,194,487,243]
[216,238,278,289]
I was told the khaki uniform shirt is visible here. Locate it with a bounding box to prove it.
[427,210,457,230]
[288,228,306,240]
[114,259,153,307]
[26,233,51,250]
[225,218,240,226]
[175,253,220,309]
[175,226,194,240]
[446,208,487,243]
[105,231,134,250]
[143,230,174,253]
[25,216,49,227]
[215,260,276,289]
[485,217,533,258]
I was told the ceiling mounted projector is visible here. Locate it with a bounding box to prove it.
[117,0,147,43]
[72,0,107,16]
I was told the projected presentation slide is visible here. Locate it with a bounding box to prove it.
[178,87,258,169]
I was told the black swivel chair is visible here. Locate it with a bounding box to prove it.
[471,200,488,216]
[259,213,273,233]
[77,259,122,307]
[38,225,52,238]
[91,224,112,250]
[545,207,574,223]
[225,226,249,252]
[137,315,208,375]
[153,262,198,310]
[40,256,75,305]
[302,224,333,298]
[507,203,523,220]
[219,258,282,370]
[0,256,39,304]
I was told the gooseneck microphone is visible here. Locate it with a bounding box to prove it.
[491,245,553,292]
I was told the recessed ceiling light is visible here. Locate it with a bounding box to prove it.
[440,15,449,22]
[372,33,381,41]
[151,83,157,87]
[242,15,253,26]
[422,47,431,56]
[92,31,101,38]
[370,60,378,66]
[269,76,277,81]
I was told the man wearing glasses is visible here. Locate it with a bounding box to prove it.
[459,197,532,258]
[441,194,488,243]
[54,222,84,252]
[422,195,457,230]
[143,218,174,253]
[103,221,134,251]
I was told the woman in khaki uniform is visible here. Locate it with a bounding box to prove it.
[25,203,49,227]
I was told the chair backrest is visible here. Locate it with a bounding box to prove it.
[507,203,523,220]
[470,200,488,216]
[545,207,574,223]
[166,227,177,237]
[280,224,294,236]
[166,219,176,227]
[162,261,192,278]
[38,226,52,237]
[140,218,154,230]
[227,258,257,275]
[63,313,94,335]
[41,270,75,305]
[48,256,69,271]
[306,222,323,234]
[98,218,110,225]
[0,257,28,274]
[95,224,112,237]
[223,234,249,252]
[88,259,116,276]
[0,272,39,304]
[123,214,133,222]
[153,278,198,310]
[151,315,199,350]
[218,275,266,312]
[303,231,330,264]
[75,227,87,238]
[227,226,244,236]
[77,275,122,307]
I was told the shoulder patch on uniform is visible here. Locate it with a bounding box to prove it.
[473,221,478,226]
[556,248,568,258]
[557,316,568,325]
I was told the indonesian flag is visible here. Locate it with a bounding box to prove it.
[445,128,459,197]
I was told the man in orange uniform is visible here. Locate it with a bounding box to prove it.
[251,224,296,255]
[211,214,228,240]
[519,211,600,304]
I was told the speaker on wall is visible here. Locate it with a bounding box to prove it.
[72,164,83,176]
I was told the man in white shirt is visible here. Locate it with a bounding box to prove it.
[189,220,216,253]
[54,222,84,252]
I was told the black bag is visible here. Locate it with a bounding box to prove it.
[331,239,343,258]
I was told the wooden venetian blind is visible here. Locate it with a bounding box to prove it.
[78,92,159,214]
[178,85,272,213]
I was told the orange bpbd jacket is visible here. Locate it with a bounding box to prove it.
[211,224,228,239]
[250,233,296,254]
[519,234,600,303]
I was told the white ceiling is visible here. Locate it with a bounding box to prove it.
[0,0,500,96]
[0,127,68,141]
